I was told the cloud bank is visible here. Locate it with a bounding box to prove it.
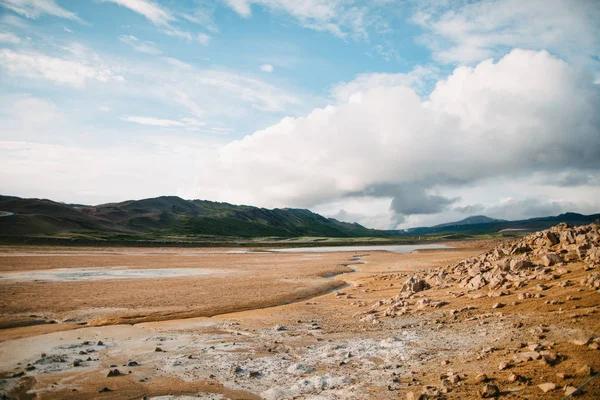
[184,49,600,226]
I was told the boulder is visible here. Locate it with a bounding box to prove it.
[400,277,430,293]
[467,275,486,290]
[541,253,563,267]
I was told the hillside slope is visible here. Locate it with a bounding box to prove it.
[0,195,387,239]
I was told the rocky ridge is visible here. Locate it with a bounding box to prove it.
[370,222,600,319]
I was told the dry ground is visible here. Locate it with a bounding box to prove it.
[0,242,598,399]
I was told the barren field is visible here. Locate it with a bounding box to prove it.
[0,231,599,399]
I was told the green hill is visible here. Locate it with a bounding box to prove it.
[0,195,388,240]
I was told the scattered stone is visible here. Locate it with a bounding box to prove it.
[107,369,121,377]
[571,338,590,346]
[498,361,510,370]
[492,302,504,309]
[576,364,593,377]
[474,373,488,383]
[98,387,112,393]
[564,385,582,396]
[480,383,499,398]
[154,347,164,352]
[73,359,82,367]
[127,361,140,367]
[538,382,556,393]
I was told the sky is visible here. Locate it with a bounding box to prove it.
[0,0,599,230]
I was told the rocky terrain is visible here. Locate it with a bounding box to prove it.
[367,222,600,398]
[0,224,598,399]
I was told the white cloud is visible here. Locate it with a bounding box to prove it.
[223,0,252,18]
[63,26,73,33]
[197,32,210,46]
[260,63,274,73]
[103,0,210,44]
[121,116,205,128]
[0,0,84,23]
[181,49,600,225]
[0,31,20,43]
[0,14,28,29]
[330,65,439,101]
[223,0,381,39]
[119,34,162,55]
[102,0,174,26]
[0,48,125,88]
[193,69,301,112]
[411,0,600,65]
[162,57,192,70]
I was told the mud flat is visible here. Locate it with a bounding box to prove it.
[0,230,599,399]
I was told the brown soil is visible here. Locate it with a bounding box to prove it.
[0,240,598,399]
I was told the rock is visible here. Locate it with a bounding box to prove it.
[73,359,82,367]
[400,277,431,293]
[545,231,560,246]
[274,325,287,331]
[507,372,520,383]
[513,351,541,363]
[127,361,140,367]
[492,303,504,309]
[536,284,549,291]
[154,347,164,352]
[537,382,556,393]
[576,364,593,377]
[286,363,314,375]
[480,383,499,398]
[448,373,460,384]
[498,361,510,370]
[556,372,567,380]
[510,259,534,271]
[542,253,563,266]
[564,385,582,396]
[467,275,486,290]
[98,387,112,393]
[474,373,488,383]
[97,340,104,346]
[571,338,591,346]
[107,369,121,377]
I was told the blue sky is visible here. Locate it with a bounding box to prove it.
[0,0,599,229]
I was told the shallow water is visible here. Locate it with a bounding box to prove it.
[267,244,451,253]
[0,267,229,282]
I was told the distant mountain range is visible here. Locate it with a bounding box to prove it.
[0,195,385,239]
[387,213,600,236]
[0,195,598,243]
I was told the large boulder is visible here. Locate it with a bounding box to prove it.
[541,253,563,267]
[467,275,486,290]
[400,277,430,293]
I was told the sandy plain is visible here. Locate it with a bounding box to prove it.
[0,241,598,399]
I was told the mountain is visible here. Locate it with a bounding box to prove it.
[0,195,388,240]
[387,212,600,236]
[432,215,505,228]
